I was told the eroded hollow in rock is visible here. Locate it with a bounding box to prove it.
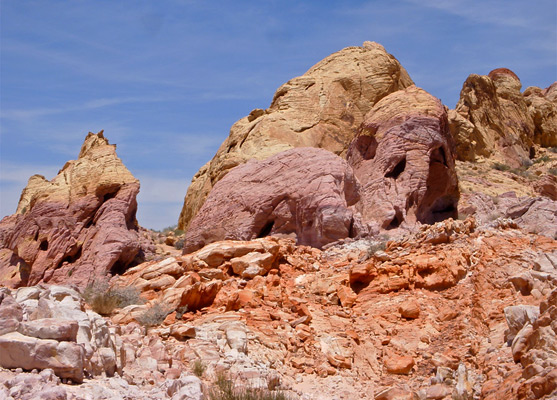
[385,158,406,179]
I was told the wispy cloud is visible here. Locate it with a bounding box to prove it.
[1,96,181,120]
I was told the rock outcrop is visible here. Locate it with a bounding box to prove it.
[348,86,459,229]
[0,131,152,288]
[183,147,361,253]
[178,41,414,230]
[449,68,557,165]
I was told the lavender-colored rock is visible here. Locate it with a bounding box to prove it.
[0,131,155,287]
[347,86,459,229]
[183,147,361,253]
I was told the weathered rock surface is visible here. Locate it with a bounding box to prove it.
[449,68,556,165]
[0,285,117,383]
[179,41,414,230]
[461,191,557,238]
[0,131,154,288]
[183,147,361,252]
[524,82,557,148]
[348,86,459,229]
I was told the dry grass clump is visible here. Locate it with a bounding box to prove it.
[191,359,206,377]
[83,281,143,315]
[208,372,290,400]
[136,302,171,328]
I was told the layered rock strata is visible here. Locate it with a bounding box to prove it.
[348,86,459,229]
[449,68,557,165]
[0,131,151,287]
[179,41,414,230]
[183,148,361,253]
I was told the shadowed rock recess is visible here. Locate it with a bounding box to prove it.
[0,131,152,288]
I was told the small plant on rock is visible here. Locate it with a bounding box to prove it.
[136,302,171,328]
[83,281,143,316]
[208,372,291,400]
[492,162,510,171]
[192,359,206,377]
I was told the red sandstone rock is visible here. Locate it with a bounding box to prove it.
[399,300,420,319]
[384,351,415,375]
[0,131,154,287]
[183,147,361,252]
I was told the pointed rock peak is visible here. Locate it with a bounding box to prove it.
[78,130,112,158]
[0,130,150,288]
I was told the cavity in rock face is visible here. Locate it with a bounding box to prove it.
[347,86,460,230]
[182,147,361,253]
[0,131,151,288]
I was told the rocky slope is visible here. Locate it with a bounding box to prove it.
[0,131,155,288]
[1,42,556,400]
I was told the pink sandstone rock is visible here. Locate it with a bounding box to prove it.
[183,147,361,253]
[0,131,154,287]
[348,86,459,229]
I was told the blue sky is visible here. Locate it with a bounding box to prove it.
[1,1,556,230]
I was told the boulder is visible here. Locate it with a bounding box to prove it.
[0,289,23,335]
[0,131,154,288]
[179,41,413,230]
[18,318,79,342]
[524,82,557,148]
[183,147,361,252]
[449,68,556,165]
[0,331,85,382]
[348,86,459,228]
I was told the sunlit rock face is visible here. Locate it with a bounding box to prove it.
[0,131,151,288]
[178,41,414,231]
[347,86,459,229]
[449,68,557,166]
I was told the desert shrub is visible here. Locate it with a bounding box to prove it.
[549,147,557,154]
[366,238,388,259]
[192,359,206,377]
[209,373,290,400]
[174,237,185,250]
[521,158,533,168]
[83,281,143,316]
[492,162,510,171]
[549,168,557,176]
[176,305,189,319]
[136,302,171,328]
[534,155,551,164]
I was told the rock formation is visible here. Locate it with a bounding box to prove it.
[178,41,414,230]
[348,86,459,229]
[183,147,361,253]
[0,131,152,288]
[449,68,557,166]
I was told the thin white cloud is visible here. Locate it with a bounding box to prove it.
[407,0,554,32]
[1,96,181,120]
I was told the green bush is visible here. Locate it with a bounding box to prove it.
[83,281,143,316]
